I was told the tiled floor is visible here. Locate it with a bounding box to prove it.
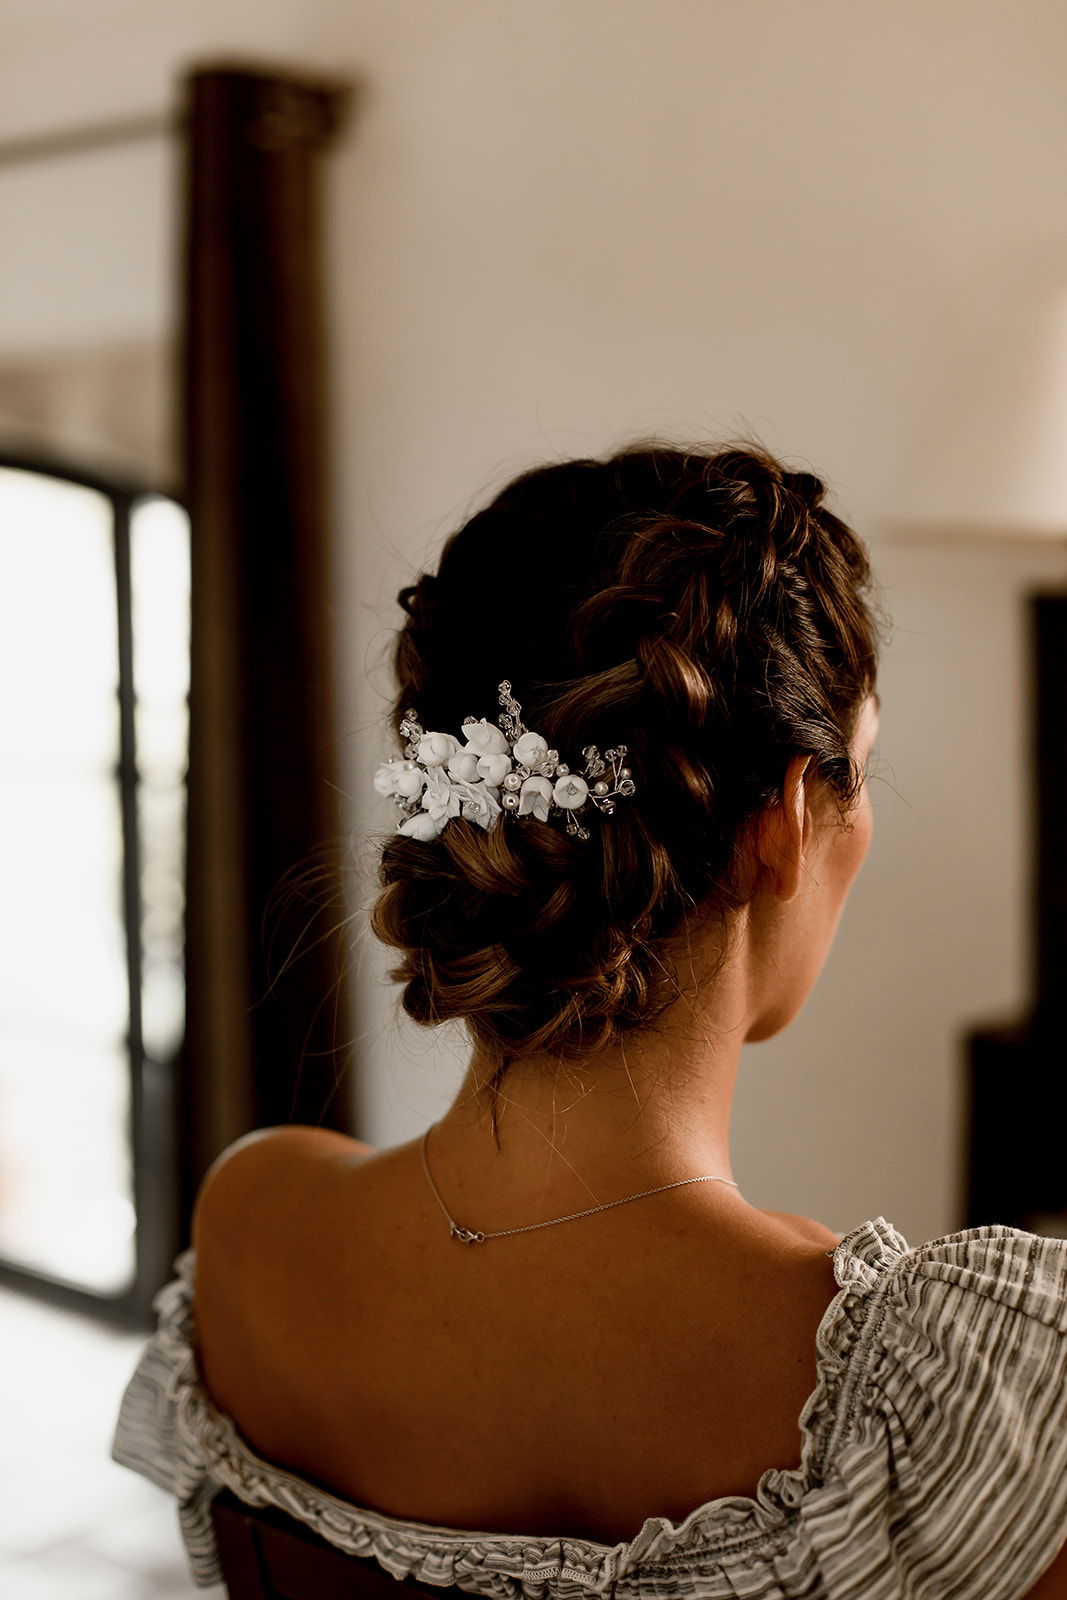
[0,1284,223,1598]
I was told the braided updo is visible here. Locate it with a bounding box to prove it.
[370,442,879,1065]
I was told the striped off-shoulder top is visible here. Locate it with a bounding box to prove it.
[112,1217,1067,1599]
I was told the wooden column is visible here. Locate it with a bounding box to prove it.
[179,65,354,1224]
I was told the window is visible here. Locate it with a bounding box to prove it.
[0,459,188,1319]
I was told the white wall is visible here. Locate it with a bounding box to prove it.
[3,0,1066,1242]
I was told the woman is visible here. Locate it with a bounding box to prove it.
[114,442,1067,1598]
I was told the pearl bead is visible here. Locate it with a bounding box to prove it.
[619,767,631,780]
[556,763,569,776]
[502,791,519,810]
[593,780,609,797]
[502,772,522,791]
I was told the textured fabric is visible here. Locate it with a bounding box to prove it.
[111,1219,1067,1598]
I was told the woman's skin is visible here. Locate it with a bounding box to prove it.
[195,701,893,1542]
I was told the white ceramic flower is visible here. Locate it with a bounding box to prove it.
[446,750,480,783]
[451,779,502,830]
[518,775,554,820]
[399,811,442,841]
[373,761,402,797]
[461,719,509,757]
[417,732,460,767]
[477,752,512,788]
[553,773,589,810]
[512,731,549,767]
[421,767,461,824]
[393,763,426,799]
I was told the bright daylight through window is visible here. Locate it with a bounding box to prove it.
[0,466,188,1295]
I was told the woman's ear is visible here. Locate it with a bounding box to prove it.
[754,754,812,902]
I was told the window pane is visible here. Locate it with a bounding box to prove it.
[131,497,189,1066]
[0,468,133,1292]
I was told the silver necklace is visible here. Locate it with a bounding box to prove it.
[420,1126,739,1245]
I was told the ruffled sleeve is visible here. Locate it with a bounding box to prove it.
[111,1250,225,1582]
[800,1221,1067,1600]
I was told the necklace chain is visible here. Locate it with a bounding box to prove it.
[420,1126,739,1245]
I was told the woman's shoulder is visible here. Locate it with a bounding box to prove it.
[191,1127,379,1407]
[195,1124,375,1210]
[760,1207,840,1249]
[194,1125,375,1261]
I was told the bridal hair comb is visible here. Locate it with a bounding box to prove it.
[373,680,636,843]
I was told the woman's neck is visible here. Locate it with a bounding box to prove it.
[430,909,759,1220]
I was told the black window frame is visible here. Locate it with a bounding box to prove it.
[0,451,183,1327]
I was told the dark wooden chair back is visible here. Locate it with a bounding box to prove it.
[211,1490,475,1600]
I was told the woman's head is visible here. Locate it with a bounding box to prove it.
[371,440,879,1065]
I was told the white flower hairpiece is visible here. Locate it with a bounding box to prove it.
[373,680,636,843]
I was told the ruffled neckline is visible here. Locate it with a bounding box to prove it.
[154,1216,915,1584]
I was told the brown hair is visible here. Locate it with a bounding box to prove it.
[370,441,878,1066]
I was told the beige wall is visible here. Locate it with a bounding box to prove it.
[3,0,1066,1241]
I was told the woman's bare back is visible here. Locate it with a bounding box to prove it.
[193,1126,842,1543]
